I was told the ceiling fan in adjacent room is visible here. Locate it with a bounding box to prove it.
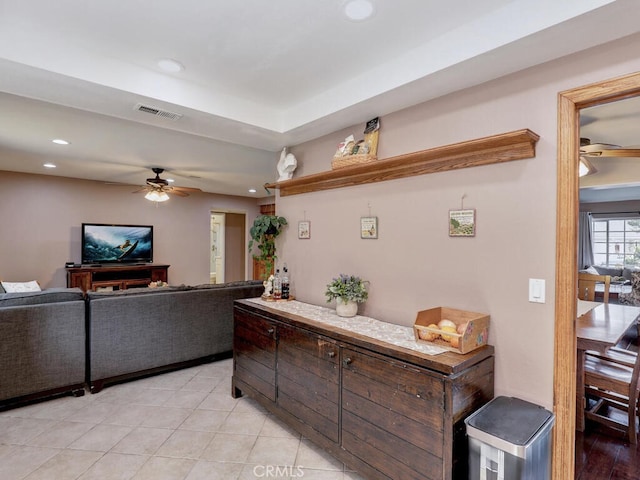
[579,138,640,177]
[580,138,640,157]
[134,168,201,202]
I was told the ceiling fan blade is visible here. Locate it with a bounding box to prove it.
[132,186,150,193]
[593,148,640,158]
[169,189,189,197]
[172,186,202,193]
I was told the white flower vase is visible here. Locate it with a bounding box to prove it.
[336,298,358,318]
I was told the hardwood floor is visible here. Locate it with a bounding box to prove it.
[575,322,640,479]
[575,421,640,479]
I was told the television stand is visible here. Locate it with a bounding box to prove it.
[66,264,169,292]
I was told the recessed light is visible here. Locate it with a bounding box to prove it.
[43,163,56,168]
[157,58,184,73]
[248,188,257,194]
[343,0,375,21]
[52,139,69,145]
[167,178,175,183]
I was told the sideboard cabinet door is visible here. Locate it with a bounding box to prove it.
[277,324,340,443]
[341,347,445,480]
[232,309,277,402]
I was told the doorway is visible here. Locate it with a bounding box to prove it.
[210,213,225,284]
[210,211,247,284]
[554,71,640,480]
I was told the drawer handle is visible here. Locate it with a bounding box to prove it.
[343,357,353,366]
[327,351,336,358]
[267,328,275,335]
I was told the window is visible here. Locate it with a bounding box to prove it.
[592,218,640,267]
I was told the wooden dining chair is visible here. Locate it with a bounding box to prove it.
[578,273,611,303]
[584,347,640,443]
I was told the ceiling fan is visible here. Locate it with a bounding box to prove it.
[580,138,640,158]
[134,168,201,202]
[579,138,640,177]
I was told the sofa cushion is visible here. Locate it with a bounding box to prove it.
[0,288,84,307]
[86,285,191,300]
[580,266,600,275]
[191,280,263,289]
[593,266,624,277]
[86,281,263,299]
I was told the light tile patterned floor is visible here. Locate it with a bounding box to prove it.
[0,359,365,480]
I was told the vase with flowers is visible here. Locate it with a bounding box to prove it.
[325,274,369,317]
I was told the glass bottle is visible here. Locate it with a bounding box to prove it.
[273,269,281,299]
[281,265,290,300]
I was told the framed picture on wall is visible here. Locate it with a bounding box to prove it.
[298,221,311,239]
[360,216,378,239]
[449,209,476,237]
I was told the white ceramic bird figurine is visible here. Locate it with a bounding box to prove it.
[277,147,297,181]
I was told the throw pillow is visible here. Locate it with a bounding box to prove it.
[583,266,599,275]
[1,280,41,293]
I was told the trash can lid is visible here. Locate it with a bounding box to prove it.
[465,396,553,446]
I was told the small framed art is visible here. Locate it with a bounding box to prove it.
[449,209,476,237]
[298,221,311,239]
[360,216,378,239]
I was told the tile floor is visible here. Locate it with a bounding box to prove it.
[0,359,365,480]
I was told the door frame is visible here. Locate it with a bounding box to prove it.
[554,71,640,480]
[210,209,249,281]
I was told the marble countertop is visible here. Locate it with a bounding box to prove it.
[247,298,446,356]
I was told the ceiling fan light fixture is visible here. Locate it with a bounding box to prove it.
[579,157,597,177]
[145,190,170,202]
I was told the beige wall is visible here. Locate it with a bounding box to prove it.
[0,171,261,287]
[277,32,640,409]
[3,32,640,409]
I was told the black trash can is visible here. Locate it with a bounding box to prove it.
[465,396,555,480]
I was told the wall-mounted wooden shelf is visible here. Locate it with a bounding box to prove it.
[266,129,539,197]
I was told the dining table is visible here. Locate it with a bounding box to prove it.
[575,300,640,432]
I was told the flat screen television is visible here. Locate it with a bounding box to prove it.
[82,223,153,264]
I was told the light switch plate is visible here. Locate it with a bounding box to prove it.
[529,278,546,303]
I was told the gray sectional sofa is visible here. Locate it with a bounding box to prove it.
[588,265,639,282]
[86,281,264,392]
[0,280,264,407]
[0,288,86,408]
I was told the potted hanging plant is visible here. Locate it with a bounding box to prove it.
[249,215,288,280]
[325,274,369,317]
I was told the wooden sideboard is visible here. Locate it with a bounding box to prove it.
[232,299,494,480]
[66,264,169,292]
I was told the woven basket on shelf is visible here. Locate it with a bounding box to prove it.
[331,154,377,170]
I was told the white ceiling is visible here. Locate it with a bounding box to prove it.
[1,0,640,198]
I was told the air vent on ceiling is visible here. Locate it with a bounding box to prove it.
[134,103,183,121]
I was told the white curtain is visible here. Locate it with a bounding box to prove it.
[578,211,594,269]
